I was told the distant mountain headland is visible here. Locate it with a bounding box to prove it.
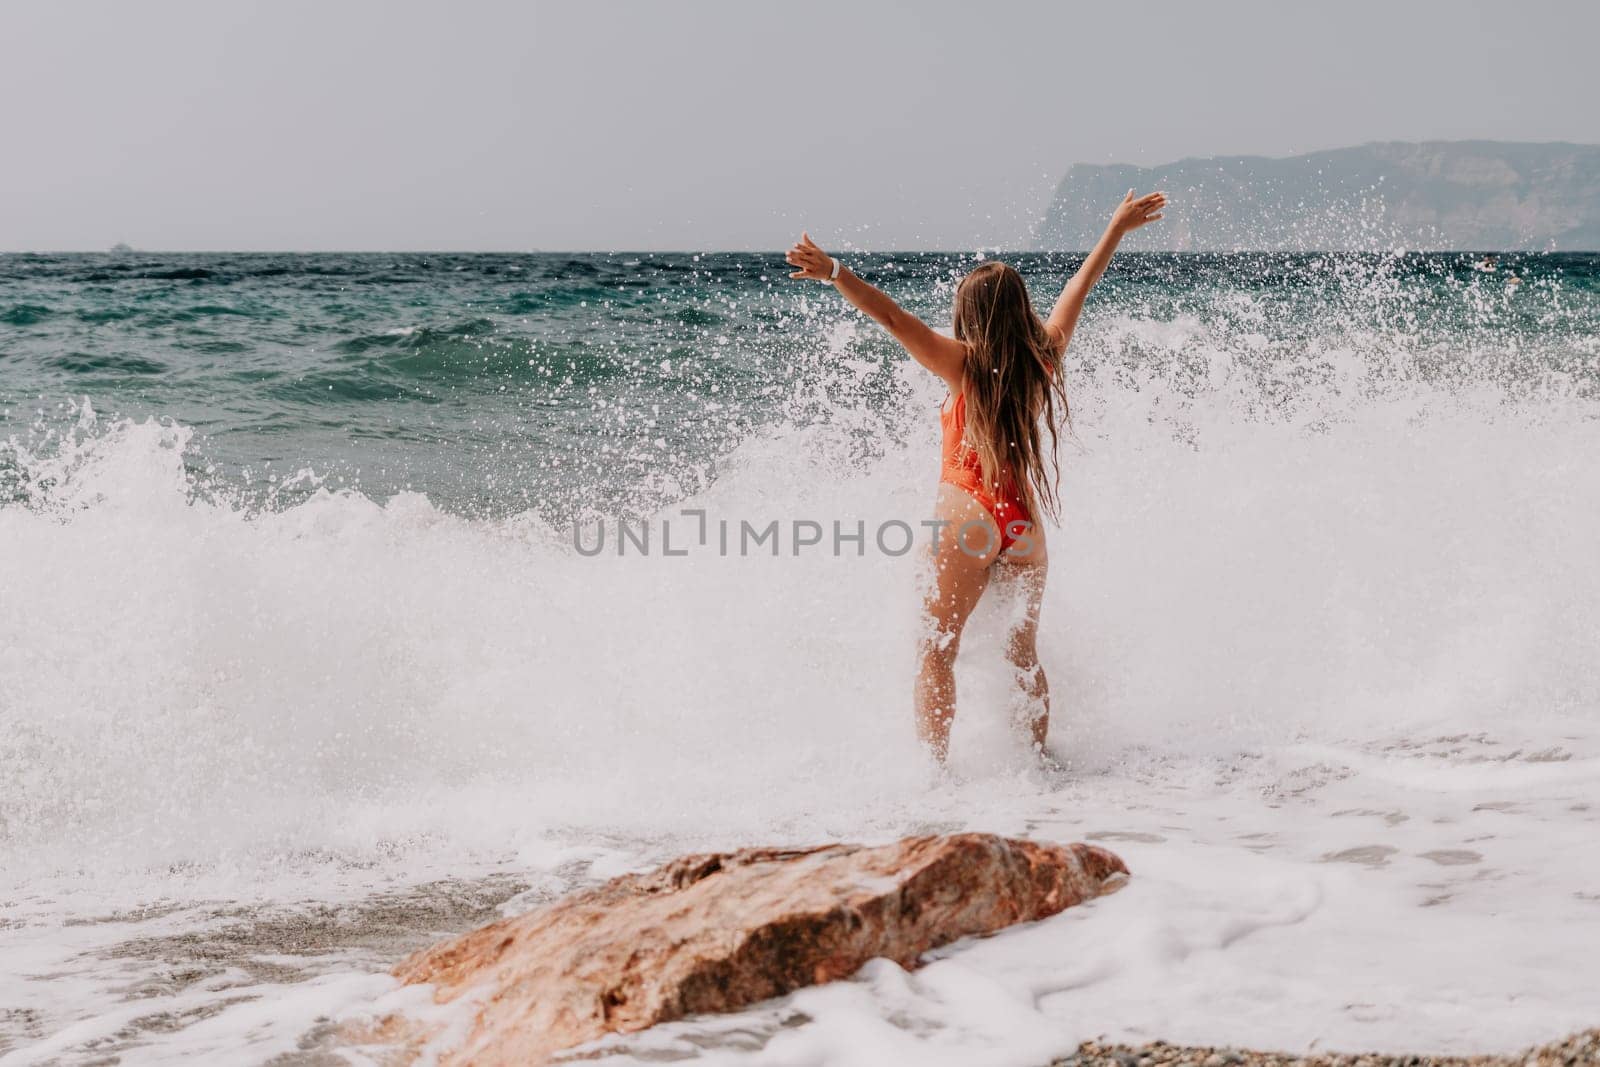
[1037,141,1600,251]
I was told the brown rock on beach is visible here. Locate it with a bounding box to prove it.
[388,832,1129,1066]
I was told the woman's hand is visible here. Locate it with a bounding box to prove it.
[1109,190,1167,235]
[785,233,835,281]
[1047,190,1169,349]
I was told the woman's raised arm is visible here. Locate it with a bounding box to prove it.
[786,232,966,389]
[1045,190,1167,352]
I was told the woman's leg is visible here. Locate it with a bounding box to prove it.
[996,532,1051,755]
[914,485,1000,761]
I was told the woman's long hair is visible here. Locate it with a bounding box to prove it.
[951,260,1068,522]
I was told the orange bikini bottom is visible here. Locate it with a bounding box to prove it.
[940,473,1032,554]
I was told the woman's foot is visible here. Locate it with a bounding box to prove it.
[1035,742,1070,779]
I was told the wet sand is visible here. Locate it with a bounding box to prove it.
[1054,1031,1600,1067]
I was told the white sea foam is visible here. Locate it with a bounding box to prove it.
[3,320,1599,1062]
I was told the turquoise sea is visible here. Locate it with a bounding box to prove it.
[5,252,1596,518]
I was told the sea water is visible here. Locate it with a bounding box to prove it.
[1,252,1598,1064]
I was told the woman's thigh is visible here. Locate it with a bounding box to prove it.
[996,524,1049,657]
[921,484,1001,640]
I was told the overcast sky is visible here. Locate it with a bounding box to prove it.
[3,0,1596,252]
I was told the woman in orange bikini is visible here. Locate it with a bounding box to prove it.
[786,190,1167,763]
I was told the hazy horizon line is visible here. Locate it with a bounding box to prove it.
[10,139,1594,256]
[4,246,1590,256]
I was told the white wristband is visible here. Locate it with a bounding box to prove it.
[828,257,842,282]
